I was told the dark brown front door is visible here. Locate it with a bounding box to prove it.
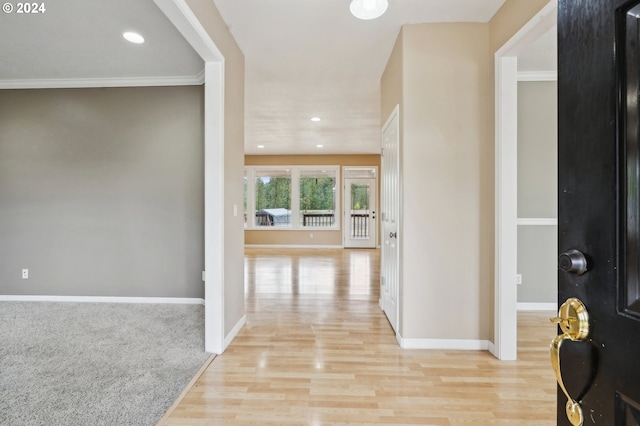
[558,1,640,425]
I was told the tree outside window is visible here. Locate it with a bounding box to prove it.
[254,169,291,227]
[350,183,370,210]
[245,166,340,230]
[299,169,336,227]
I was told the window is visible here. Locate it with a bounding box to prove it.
[254,168,291,227]
[245,166,340,230]
[299,169,337,228]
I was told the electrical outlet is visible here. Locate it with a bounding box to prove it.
[22,269,29,279]
[516,274,522,285]
[309,233,314,239]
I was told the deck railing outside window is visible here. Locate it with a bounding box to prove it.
[350,212,370,238]
[302,213,334,227]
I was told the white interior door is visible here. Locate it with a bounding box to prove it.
[344,178,377,248]
[381,106,400,333]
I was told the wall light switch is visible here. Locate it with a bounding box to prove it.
[516,274,522,285]
[22,269,28,279]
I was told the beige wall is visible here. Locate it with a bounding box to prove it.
[380,0,551,343]
[381,29,404,124]
[489,0,551,52]
[382,23,492,341]
[245,155,381,246]
[186,0,246,336]
[517,81,557,303]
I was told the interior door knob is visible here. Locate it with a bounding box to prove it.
[558,249,588,275]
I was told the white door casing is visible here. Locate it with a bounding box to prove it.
[494,0,556,360]
[154,0,227,354]
[381,105,400,333]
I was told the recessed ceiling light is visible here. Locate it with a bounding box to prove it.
[123,32,145,44]
[350,0,388,20]
[257,145,265,149]
[316,144,324,148]
[310,117,321,122]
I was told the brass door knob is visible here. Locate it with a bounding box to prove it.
[550,297,590,426]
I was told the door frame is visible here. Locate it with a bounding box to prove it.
[493,0,556,360]
[155,0,226,354]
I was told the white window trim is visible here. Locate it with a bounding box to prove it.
[245,166,341,231]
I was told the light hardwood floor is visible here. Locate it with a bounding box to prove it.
[161,248,556,425]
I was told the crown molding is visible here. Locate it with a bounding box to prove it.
[517,71,557,81]
[0,69,205,89]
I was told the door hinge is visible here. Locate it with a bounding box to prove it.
[381,148,384,157]
[202,271,206,282]
[381,276,386,287]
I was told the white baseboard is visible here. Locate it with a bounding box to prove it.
[224,314,246,350]
[244,244,343,249]
[397,334,490,350]
[517,302,556,311]
[0,295,205,305]
[487,340,496,357]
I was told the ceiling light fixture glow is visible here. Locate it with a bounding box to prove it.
[316,144,324,148]
[123,32,145,44]
[257,145,265,149]
[349,0,388,20]
[310,117,321,122]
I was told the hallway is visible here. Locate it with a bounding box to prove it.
[162,248,555,425]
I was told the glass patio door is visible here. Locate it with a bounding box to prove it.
[343,172,377,248]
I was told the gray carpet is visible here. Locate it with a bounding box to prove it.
[0,302,210,426]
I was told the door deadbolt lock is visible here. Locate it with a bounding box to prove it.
[558,249,588,275]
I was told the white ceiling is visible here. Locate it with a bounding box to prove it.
[214,0,512,155]
[0,0,203,82]
[0,0,557,156]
